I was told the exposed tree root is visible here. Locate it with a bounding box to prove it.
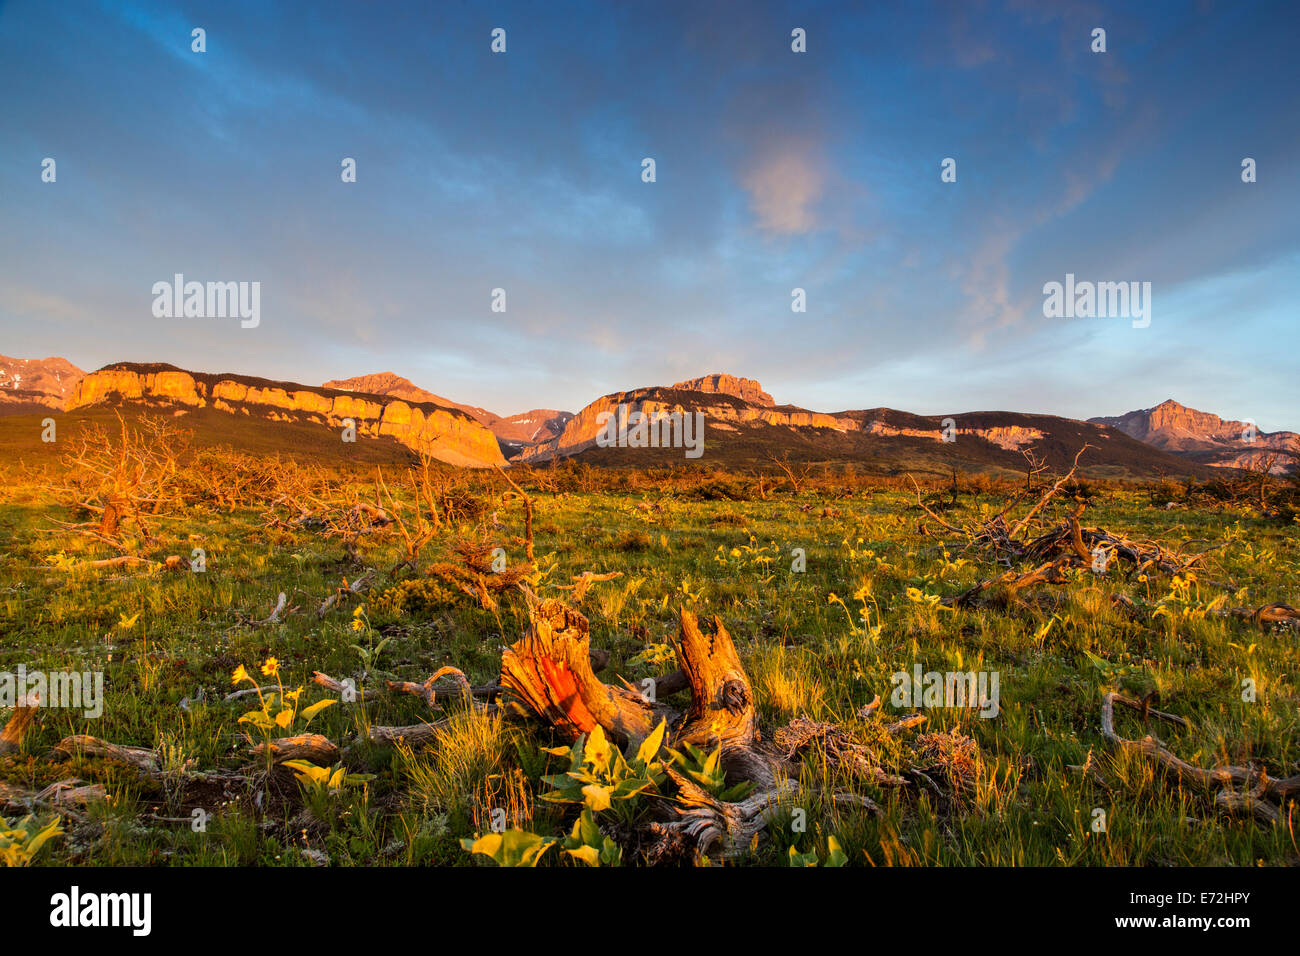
[659,773,801,858]
[307,668,502,749]
[368,666,500,746]
[311,668,504,705]
[1099,692,1300,825]
[386,665,479,710]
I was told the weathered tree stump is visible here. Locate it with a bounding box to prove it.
[499,598,658,746]
[0,695,40,755]
[494,597,887,857]
[671,611,781,788]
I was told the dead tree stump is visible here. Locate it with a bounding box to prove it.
[672,611,780,787]
[492,595,900,858]
[499,598,657,747]
[0,695,40,755]
[500,599,785,795]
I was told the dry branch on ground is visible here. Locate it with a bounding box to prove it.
[1099,692,1300,825]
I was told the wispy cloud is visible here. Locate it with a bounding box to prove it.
[740,146,826,235]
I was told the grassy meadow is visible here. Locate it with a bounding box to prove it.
[1,417,1298,867]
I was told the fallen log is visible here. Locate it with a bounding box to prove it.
[368,721,448,747]
[953,556,1072,608]
[82,555,158,571]
[56,734,160,773]
[0,777,106,822]
[1227,602,1300,631]
[558,570,624,602]
[249,733,339,766]
[258,592,289,626]
[317,570,374,618]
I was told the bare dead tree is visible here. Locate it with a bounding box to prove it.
[764,452,812,495]
[48,412,191,549]
[1248,452,1280,510]
[1006,445,1093,540]
[1019,446,1051,494]
[376,465,436,573]
[492,463,535,565]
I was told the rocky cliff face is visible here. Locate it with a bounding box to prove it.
[325,372,572,447]
[860,419,1045,451]
[1091,399,1298,472]
[1092,399,1243,450]
[672,373,774,407]
[68,364,505,467]
[517,383,855,461]
[324,372,458,408]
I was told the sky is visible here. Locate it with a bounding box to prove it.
[1,0,1296,429]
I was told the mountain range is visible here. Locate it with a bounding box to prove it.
[1089,400,1298,474]
[1,353,1293,476]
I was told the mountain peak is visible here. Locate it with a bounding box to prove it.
[1089,400,1299,471]
[672,373,774,407]
[0,353,84,396]
[324,372,433,404]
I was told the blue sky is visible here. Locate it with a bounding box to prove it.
[1,0,1296,428]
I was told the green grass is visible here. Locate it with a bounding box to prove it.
[1,457,1297,867]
